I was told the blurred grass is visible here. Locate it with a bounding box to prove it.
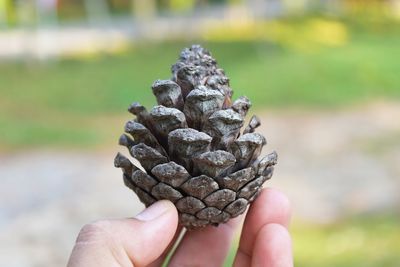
[1,16,400,149]
[224,215,400,267]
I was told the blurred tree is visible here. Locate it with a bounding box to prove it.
[131,0,156,19]
[108,0,130,15]
[156,0,168,10]
[281,0,308,13]
[168,0,196,11]
[0,0,6,27]
[209,0,227,4]
[84,0,111,24]
[57,0,86,21]
[195,0,207,7]
[35,0,58,25]
[228,0,244,5]
[343,0,390,10]
[4,0,17,26]
[14,0,36,26]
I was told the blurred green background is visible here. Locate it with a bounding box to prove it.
[1,1,399,266]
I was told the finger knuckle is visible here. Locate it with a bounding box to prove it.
[77,220,113,243]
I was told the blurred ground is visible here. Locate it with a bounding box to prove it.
[1,101,399,267]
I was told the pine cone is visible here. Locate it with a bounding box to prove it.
[115,45,277,229]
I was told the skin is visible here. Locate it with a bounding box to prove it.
[67,188,292,267]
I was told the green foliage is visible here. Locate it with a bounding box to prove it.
[168,0,196,11]
[293,215,400,267]
[1,17,399,148]
[57,0,87,21]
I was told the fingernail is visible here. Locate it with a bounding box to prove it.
[135,201,171,221]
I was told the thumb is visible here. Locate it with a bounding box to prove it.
[67,200,178,267]
[124,200,179,265]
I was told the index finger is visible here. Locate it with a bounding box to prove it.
[233,188,291,266]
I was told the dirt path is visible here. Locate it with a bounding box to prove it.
[1,101,399,267]
[263,102,400,222]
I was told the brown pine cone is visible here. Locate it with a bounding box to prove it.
[115,45,277,229]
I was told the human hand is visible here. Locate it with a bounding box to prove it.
[67,188,292,267]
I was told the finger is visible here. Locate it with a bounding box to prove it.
[123,201,179,266]
[233,188,291,267]
[67,200,178,267]
[168,216,243,267]
[251,223,293,267]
